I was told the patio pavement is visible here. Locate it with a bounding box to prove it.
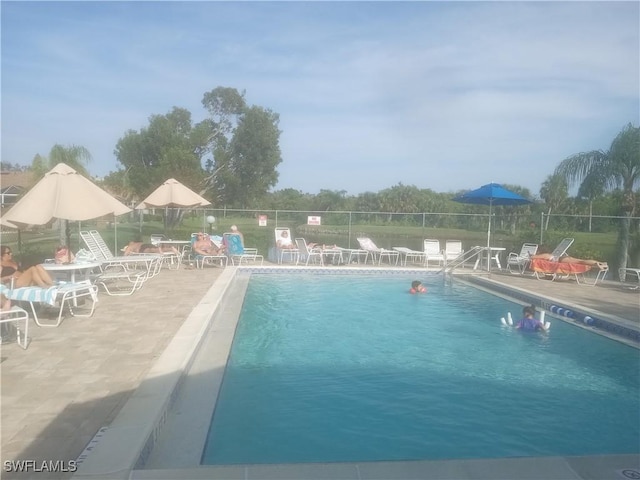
[0,262,638,479]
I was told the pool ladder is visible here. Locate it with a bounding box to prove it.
[439,246,487,274]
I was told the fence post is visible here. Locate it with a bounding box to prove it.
[348,211,352,248]
[540,212,544,245]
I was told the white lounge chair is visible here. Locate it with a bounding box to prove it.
[444,240,464,263]
[192,233,228,269]
[0,304,29,349]
[88,230,163,276]
[507,243,538,274]
[423,239,445,267]
[275,227,299,264]
[548,238,575,261]
[357,237,399,265]
[295,238,324,266]
[80,231,162,293]
[393,247,426,266]
[0,282,98,328]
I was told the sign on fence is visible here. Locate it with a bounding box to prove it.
[258,215,268,227]
[307,216,321,226]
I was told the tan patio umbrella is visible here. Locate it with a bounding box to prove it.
[135,178,211,209]
[0,216,18,229]
[4,163,131,225]
[4,162,131,248]
[136,178,211,234]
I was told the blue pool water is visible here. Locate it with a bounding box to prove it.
[201,275,640,465]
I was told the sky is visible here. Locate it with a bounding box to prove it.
[2,1,638,196]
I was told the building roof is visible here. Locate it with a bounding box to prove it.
[0,171,34,190]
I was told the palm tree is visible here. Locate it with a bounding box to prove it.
[555,123,640,279]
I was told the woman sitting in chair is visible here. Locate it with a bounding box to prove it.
[276,230,296,249]
[0,245,54,288]
[194,233,225,256]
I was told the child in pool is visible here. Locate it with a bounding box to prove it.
[409,280,427,294]
[516,305,546,332]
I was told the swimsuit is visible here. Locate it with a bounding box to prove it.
[1,265,17,278]
[516,318,543,331]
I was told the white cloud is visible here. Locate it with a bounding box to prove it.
[1,1,637,195]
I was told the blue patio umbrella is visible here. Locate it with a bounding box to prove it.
[453,183,532,270]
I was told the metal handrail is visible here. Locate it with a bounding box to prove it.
[440,246,486,274]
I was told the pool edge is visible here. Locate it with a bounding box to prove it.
[72,267,640,480]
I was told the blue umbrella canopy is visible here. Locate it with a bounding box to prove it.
[453,183,532,270]
[452,183,531,206]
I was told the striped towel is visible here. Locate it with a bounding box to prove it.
[0,284,58,306]
[0,282,97,306]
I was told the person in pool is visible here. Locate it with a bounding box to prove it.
[409,280,427,294]
[516,305,546,332]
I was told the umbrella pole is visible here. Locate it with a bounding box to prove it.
[487,201,492,272]
[65,221,71,250]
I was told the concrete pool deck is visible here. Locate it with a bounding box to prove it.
[0,263,638,479]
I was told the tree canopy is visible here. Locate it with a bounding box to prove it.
[555,123,640,277]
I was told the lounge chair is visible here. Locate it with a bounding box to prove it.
[295,238,324,265]
[223,232,263,266]
[444,240,464,263]
[393,246,426,266]
[356,237,399,265]
[192,233,228,269]
[548,238,575,261]
[0,281,98,327]
[531,258,608,285]
[80,231,162,294]
[275,227,299,264]
[530,238,608,285]
[507,243,538,274]
[338,246,369,264]
[619,267,640,290]
[0,304,29,349]
[423,239,445,267]
[81,230,163,278]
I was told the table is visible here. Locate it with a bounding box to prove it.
[42,261,102,284]
[156,240,191,269]
[473,247,506,271]
[156,240,191,247]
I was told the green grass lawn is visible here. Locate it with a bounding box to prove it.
[1,216,621,268]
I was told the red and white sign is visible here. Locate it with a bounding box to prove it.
[307,216,321,226]
[258,215,268,227]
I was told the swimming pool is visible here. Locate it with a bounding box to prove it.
[201,274,640,465]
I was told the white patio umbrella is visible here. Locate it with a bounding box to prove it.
[136,178,211,234]
[135,178,211,209]
[4,162,131,247]
[4,163,131,225]
[0,216,18,229]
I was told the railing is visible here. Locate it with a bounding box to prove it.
[440,246,486,274]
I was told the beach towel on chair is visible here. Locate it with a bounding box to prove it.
[0,284,58,306]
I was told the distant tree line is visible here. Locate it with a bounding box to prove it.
[11,83,639,278]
